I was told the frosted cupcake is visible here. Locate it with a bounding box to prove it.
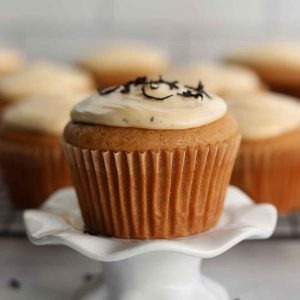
[0,94,86,208]
[226,42,300,97]
[228,91,300,213]
[0,49,24,78]
[78,44,169,88]
[0,62,95,109]
[165,62,263,97]
[63,77,240,239]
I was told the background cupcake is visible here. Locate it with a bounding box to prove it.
[78,44,169,88]
[164,62,263,98]
[63,77,240,239]
[0,61,95,109]
[225,42,300,98]
[0,93,87,208]
[228,91,300,214]
[0,48,24,78]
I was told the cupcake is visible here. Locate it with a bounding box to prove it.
[228,91,300,214]
[0,94,87,208]
[0,61,95,109]
[63,77,240,239]
[225,42,300,97]
[164,62,263,97]
[78,44,169,88]
[0,49,24,78]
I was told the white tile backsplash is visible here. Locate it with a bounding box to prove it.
[113,0,199,23]
[0,0,299,62]
[0,0,108,22]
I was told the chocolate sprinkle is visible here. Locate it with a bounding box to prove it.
[121,76,148,93]
[96,76,210,101]
[83,273,95,282]
[182,81,211,99]
[149,76,179,90]
[142,85,173,100]
[97,86,119,95]
[9,278,21,289]
[150,116,154,122]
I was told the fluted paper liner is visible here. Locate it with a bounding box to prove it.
[63,138,240,239]
[0,137,72,208]
[232,143,300,214]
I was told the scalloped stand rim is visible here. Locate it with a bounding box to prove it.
[24,186,277,300]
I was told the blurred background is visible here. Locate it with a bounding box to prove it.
[1,1,300,299]
[0,0,298,62]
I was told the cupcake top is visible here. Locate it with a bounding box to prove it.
[0,62,94,101]
[2,93,88,136]
[226,92,300,140]
[79,44,169,74]
[164,63,262,97]
[0,49,24,77]
[226,42,300,69]
[226,42,300,86]
[71,77,227,130]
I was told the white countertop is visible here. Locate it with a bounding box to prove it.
[0,238,299,300]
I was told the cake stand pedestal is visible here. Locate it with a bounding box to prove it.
[24,186,277,300]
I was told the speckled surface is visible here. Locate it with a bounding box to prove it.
[0,239,299,300]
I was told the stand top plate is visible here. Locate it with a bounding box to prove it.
[24,186,277,262]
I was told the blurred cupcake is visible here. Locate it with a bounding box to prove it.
[63,77,240,239]
[0,94,87,208]
[0,61,95,109]
[225,42,300,97]
[164,62,263,98]
[78,44,169,88]
[0,49,24,78]
[228,91,300,214]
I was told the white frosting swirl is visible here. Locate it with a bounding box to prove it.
[0,62,94,101]
[165,63,262,96]
[0,49,24,77]
[226,92,300,140]
[79,44,169,73]
[3,93,90,135]
[71,80,227,130]
[227,42,300,69]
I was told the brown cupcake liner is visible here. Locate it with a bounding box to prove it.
[270,85,300,99]
[0,95,10,111]
[231,144,300,214]
[0,135,72,208]
[63,136,240,239]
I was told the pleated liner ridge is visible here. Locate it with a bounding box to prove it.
[232,143,300,214]
[63,137,240,239]
[0,138,72,208]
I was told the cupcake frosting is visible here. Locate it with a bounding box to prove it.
[0,62,94,101]
[226,92,300,140]
[3,94,89,135]
[79,44,169,73]
[71,77,227,130]
[165,63,262,96]
[0,49,24,77]
[226,42,300,69]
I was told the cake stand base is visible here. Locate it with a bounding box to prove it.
[24,186,277,300]
[76,253,228,300]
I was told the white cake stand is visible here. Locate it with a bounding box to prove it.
[24,186,277,300]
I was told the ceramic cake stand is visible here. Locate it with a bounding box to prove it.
[24,186,277,300]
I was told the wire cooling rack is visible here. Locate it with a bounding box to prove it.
[0,180,300,239]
